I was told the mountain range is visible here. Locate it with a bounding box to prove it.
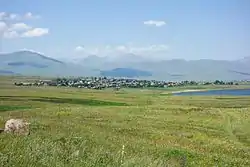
[0,50,249,81]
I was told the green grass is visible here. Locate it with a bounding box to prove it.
[0,96,129,106]
[0,105,33,112]
[0,77,250,166]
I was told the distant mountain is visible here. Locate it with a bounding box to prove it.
[0,50,250,81]
[7,62,49,68]
[0,50,95,77]
[0,50,65,76]
[100,68,152,78]
[77,55,250,81]
[241,56,250,63]
[0,50,64,64]
[229,70,250,76]
[0,70,20,75]
[106,53,147,63]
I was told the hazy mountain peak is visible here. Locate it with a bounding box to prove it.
[18,49,44,55]
[0,50,64,64]
[243,56,250,60]
[100,67,152,78]
[0,50,250,81]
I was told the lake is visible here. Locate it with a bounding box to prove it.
[173,89,250,96]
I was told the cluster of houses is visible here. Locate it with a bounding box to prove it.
[14,77,240,90]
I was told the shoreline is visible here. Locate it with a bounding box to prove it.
[171,89,205,94]
[170,87,250,95]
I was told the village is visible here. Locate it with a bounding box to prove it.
[14,77,238,90]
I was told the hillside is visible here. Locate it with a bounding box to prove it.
[1,77,250,166]
[0,50,95,77]
[100,68,152,78]
[1,51,250,81]
[0,70,20,75]
[0,50,64,64]
[78,55,250,81]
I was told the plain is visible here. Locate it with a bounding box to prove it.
[0,76,250,167]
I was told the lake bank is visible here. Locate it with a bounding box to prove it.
[173,88,250,96]
[171,89,204,94]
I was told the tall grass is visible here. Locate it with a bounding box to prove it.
[0,77,249,166]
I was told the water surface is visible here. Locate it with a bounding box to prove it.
[174,89,250,96]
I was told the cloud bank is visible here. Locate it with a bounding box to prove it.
[143,20,166,27]
[0,12,40,21]
[74,44,169,58]
[0,12,48,38]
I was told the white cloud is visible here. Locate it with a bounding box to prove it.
[0,21,8,33]
[19,48,44,55]
[74,44,169,58]
[3,31,19,39]
[1,26,49,39]
[21,28,49,37]
[75,46,85,52]
[9,13,20,20]
[116,45,127,51]
[123,45,169,53]
[0,12,40,21]
[1,24,49,39]
[0,12,48,39]
[24,12,40,20]
[0,22,49,39]
[143,20,166,27]
[9,23,32,31]
[0,12,7,20]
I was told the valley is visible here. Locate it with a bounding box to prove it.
[0,76,250,166]
[1,50,250,81]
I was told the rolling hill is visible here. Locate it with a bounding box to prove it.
[78,55,250,81]
[0,50,94,77]
[0,50,250,81]
[100,68,152,78]
[0,50,65,76]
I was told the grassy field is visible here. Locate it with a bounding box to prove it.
[0,77,250,167]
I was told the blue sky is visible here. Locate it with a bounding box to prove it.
[0,0,250,60]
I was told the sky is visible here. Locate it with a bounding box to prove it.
[0,0,250,60]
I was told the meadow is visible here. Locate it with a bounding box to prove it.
[0,76,250,167]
